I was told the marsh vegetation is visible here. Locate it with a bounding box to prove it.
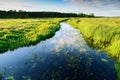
[67,18,120,80]
[0,18,64,53]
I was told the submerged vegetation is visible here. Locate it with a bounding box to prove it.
[67,18,120,80]
[0,18,65,53]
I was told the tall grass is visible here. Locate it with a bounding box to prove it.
[67,18,120,80]
[0,18,65,53]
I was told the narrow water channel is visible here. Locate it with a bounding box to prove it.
[0,23,116,80]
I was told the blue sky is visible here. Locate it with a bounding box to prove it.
[0,0,120,16]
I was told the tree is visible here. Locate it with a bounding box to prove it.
[0,10,95,18]
[88,13,95,17]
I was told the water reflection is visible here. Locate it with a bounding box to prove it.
[0,23,116,80]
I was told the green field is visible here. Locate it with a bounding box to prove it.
[0,18,64,53]
[67,18,120,80]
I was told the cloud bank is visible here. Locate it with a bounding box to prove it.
[0,0,33,11]
[65,0,120,10]
[64,0,120,16]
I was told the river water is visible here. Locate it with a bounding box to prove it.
[0,23,116,80]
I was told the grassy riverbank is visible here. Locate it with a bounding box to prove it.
[0,18,64,53]
[67,18,120,80]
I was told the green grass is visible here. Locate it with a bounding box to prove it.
[67,18,120,80]
[0,18,65,53]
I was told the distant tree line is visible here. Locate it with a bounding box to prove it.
[0,10,95,18]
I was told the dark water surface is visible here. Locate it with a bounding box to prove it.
[0,23,116,80]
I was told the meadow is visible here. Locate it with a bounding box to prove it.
[0,18,64,53]
[67,18,120,80]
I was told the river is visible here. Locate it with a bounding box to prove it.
[0,23,116,80]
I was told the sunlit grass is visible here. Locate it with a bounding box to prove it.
[67,18,120,80]
[0,18,65,53]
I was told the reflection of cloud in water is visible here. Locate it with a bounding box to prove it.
[48,23,90,53]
